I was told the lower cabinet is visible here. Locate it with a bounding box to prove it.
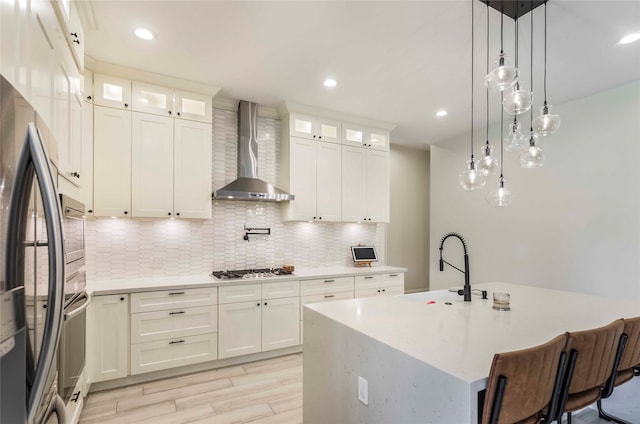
[130,333,218,375]
[218,282,300,360]
[87,294,129,383]
[354,273,405,298]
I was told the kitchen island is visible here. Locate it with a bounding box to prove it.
[302,282,640,423]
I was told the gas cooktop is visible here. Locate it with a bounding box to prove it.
[212,268,293,280]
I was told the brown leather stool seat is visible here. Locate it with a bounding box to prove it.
[481,334,567,424]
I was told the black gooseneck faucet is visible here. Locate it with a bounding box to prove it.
[439,232,471,302]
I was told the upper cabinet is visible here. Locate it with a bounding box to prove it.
[94,74,132,110]
[342,123,390,151]
[175,90,212,123]
[132,82,174,116]
[289,114,341,143]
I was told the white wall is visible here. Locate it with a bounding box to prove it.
[430,81,640,303]
[388,145,430,292]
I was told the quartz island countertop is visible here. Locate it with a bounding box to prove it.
[302,282,640,424]
[86,265,408,295]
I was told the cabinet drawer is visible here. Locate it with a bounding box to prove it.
[131,287,217,313]
[218,284,261,304]
[300,277,354,296]
[131,305,217,344]
[262,281,300,300]
[130,332,218,375]
[381,273,404,288]
[354,275,380,290]
[301,291,354,321]
[355,288,381,298]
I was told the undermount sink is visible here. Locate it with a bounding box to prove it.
[401,289,465,304]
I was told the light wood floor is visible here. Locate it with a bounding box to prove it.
[79,353,303,424]
[79,352,615,424]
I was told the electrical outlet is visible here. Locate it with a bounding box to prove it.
[358,376,368,405]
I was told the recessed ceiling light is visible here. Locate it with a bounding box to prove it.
[134,28,155,41]
[323,79,337,88]
[436,110,448,117]
[619,32,640,45]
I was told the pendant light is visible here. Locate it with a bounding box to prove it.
[520,5,544,168]
[504,117,528,152]
[460,1,486,190]
[503,17,533,115]
[533,2,561,136]
[478,4,499,176]
[487,92,512,206]
[485,11,518,91]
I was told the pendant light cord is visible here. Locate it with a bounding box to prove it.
[499,7,504,54]
[500,91,504,178]
[514,17,519,68]
[529,0,534,132]
[543,2,548,105]
[471,0,475,159]
[485,4,489,145]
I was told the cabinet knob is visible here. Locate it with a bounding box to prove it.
[70,32,78,38]
[168,212,172,216]
[368,218,372,221]
[313,216,316,220]
[264,302,268,306]
[377,290,381,293]
[73,39,80,45]
[87,95,92,101]
[124,103,129,108]
[318,136,322,139]
[382,289,386,292]
[168,110,172,115]
[124,211,128,215]
[120,297,124,301]
[257,303,261,306]
[176,212,180,216]
[313,135,316,138]
[319,216,322,220]
[177,112,181,116]
[88,209,93,214]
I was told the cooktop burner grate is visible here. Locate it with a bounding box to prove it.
[212,268,293,280]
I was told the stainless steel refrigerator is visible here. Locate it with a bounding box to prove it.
[1,76,67,423]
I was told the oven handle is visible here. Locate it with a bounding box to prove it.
[64,292,90,321]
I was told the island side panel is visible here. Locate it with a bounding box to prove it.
[303,306,474,424]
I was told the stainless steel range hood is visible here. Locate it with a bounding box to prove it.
[213,101,294,202]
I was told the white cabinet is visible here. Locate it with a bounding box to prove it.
[174,119,212,218]
[218,301,262,359]
[87,294,129,383]
[28,1,57,128]
[342,123,390,152]
[341,146,390,223]
[175,90,212,123]
[82,94,94,213]
[289,114,341,143]
[131,112,174,218]
[93,106,132,217]
[218,281,300,359]
[132,81,175,116]
[93,74,131,110]
[354,273,405,298]
[130,287,219,375]
[284,137,341,222]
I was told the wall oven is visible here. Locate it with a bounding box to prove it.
[58,195,89,406]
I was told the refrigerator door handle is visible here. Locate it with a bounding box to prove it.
[9,123,65,424]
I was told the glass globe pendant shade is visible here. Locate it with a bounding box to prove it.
[519,134,545,168]
[504,120,528,153]
[503,82,533,115]
[485,54,519,91]
[532,104,561,136]
[459,158,486,190]
[486,176,512,207]
[477,144,500,176]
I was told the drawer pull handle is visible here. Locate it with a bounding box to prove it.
[324,294,335,299]
[364,276,374,279]
[168,291,185,296]
[169,311,185,315]
[389,274,398,277]
[169,340,185,345]
[324,279,335,283]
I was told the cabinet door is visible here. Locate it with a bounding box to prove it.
[341,146,367,222]
[81,102,94,214]
[88,294,129,383]
[53,62,70,172]
[174,120,212,218]
[366,150,390,223]
[66,90,83,187]
[218,301,262,359]
[83,70,93,103]
[286,137,317,221]
[175,90,212,123]
[342,123,365,148]
[289,114,316,140]
[316,118,341,143]
[262,297,300,351]
[132,81,174,116]
[367,129,390,151]
[29,0,56,127]
[93,106,131,217]
[94,74,131,110]
[316,141,342,221]
[131,112,174,218]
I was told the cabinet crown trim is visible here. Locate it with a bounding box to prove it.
[278,101,396,132]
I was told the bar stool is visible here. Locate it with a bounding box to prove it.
[555,319,625,424]
[597,316,640,424]
[481,334,567,424]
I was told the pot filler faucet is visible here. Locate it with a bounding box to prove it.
[439,232,471,302]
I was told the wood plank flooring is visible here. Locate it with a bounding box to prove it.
[79,353,302,424]
[79,352,614,424]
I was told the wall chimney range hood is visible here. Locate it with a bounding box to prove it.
[213,101,294,202]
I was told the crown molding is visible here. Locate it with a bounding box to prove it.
[277,101,397,132]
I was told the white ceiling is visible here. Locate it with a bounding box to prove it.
[85,1,640,146]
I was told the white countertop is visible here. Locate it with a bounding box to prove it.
[305,282,640,385]
[87,265,408,295]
